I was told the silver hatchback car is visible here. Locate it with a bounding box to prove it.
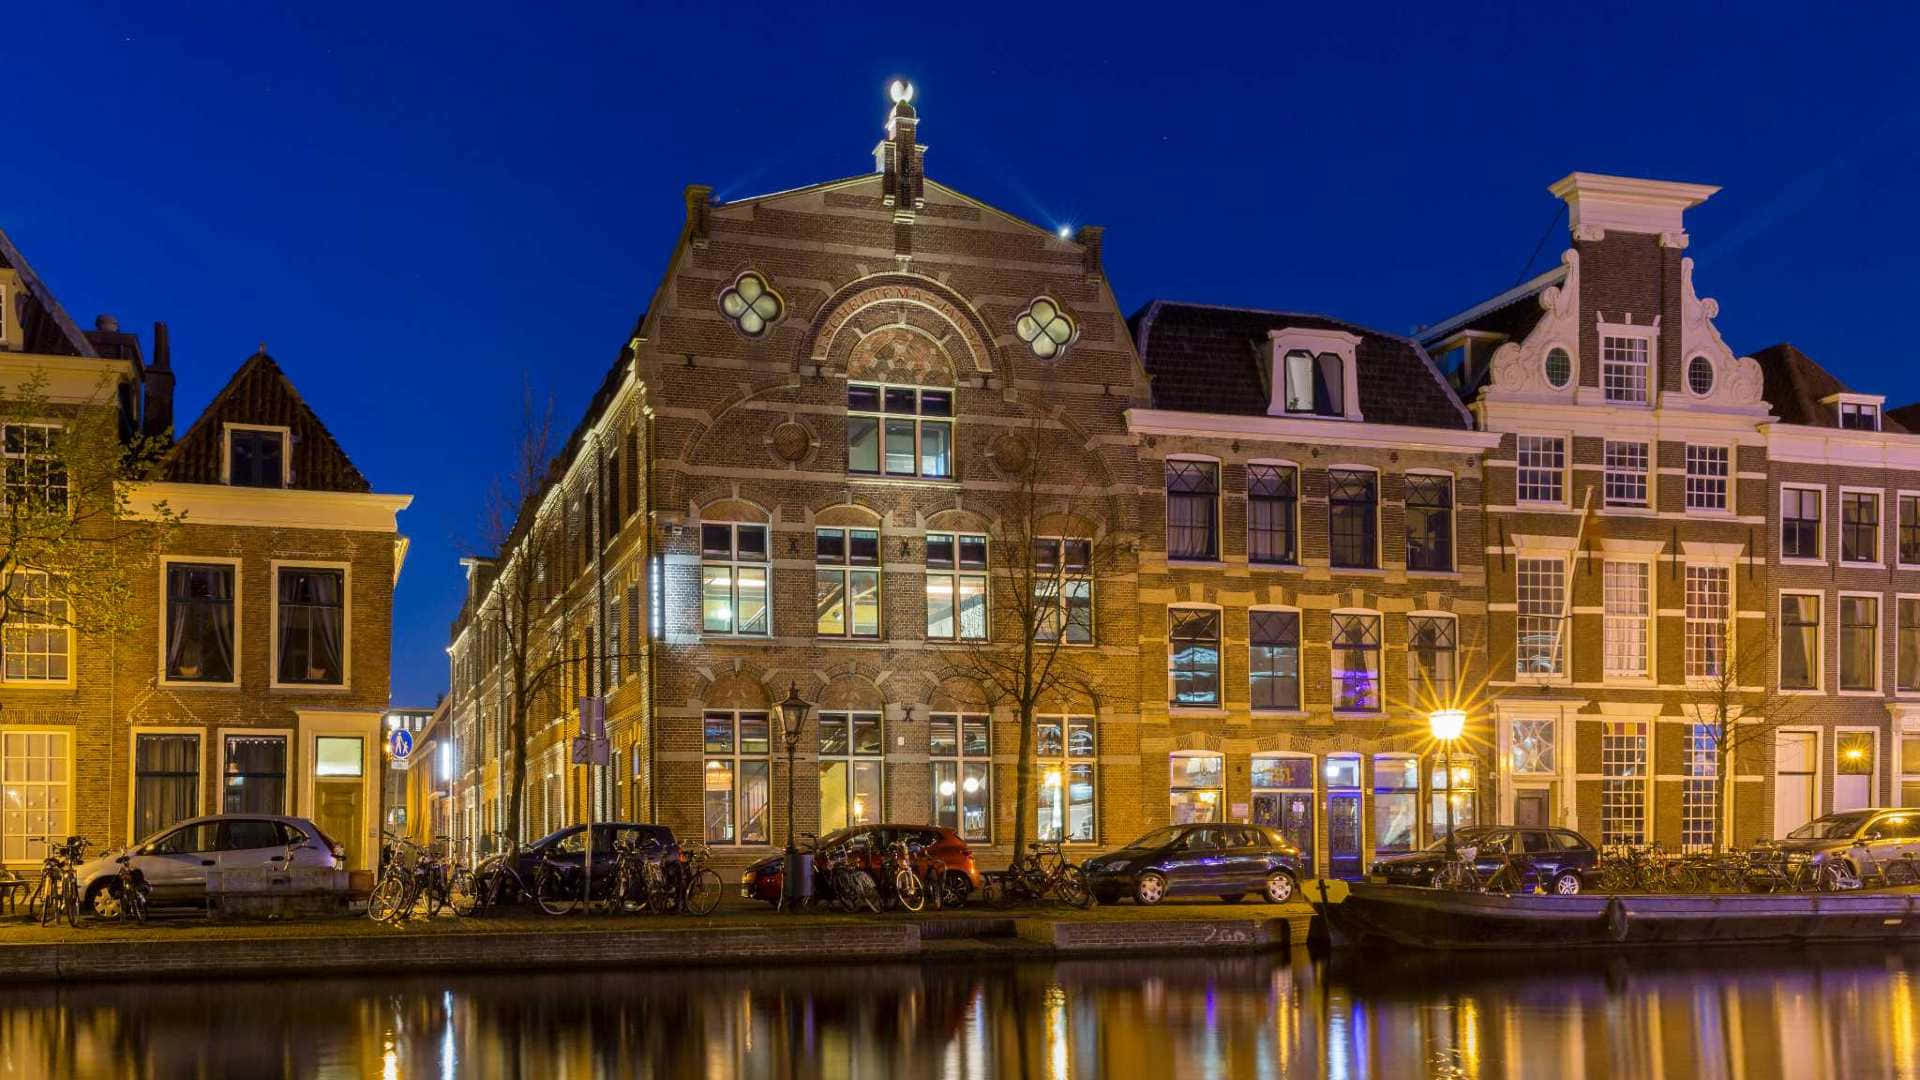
[76,814,343,915]
[1771,808,1920,886]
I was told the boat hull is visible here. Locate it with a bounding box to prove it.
[1317,882,1920,952]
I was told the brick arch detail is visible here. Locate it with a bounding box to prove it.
[801,275,999,376]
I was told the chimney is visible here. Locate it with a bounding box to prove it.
[1548,172,1720,246]
[684,184,712,249]
[94,313,118,333]
[874,80,925,211]
[143,321,174,439]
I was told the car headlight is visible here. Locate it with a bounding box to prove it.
[740,871,755,885]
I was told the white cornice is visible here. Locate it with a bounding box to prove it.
[1125,409,1501,453]
[123,482,412,532]
[1764,423,1920,470]
[0,351,138,404]
[1550,172,1720,237]
[1478,399,1770,439]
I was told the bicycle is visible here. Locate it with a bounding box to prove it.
[450,832,535,916]
[27,836,88,928]
[1432,845,1482,892]
[990,843,1092,908]
[1743,847,1823,893]
[1819,840,1920,891]
[882,838,925,912]
[816,839,881,914]
[93,853,151,924]
[370,837,455,923]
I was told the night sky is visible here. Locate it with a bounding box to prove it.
[8,3,1917,706]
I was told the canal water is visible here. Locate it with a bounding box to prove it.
[1,947,1916,1078]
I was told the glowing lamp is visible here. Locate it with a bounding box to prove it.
[1429,709,1467,742]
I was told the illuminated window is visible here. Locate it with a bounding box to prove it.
[1408,615,1456,705]
[1684,565,1730,679]
[718,272,783,337]
[1517,559,1566,676]
[1015,297,1076,360]
[1601,722,1648,847]
[700,523,769,636]
[1036,716,1096,842]
[846,383,951,478]
[1168,607,1221,707]
[1603,562,1649,678]
[2,571,69,683]
[0,731,70,863]
[1373,755,1418,854]
[815,528,880,638]
[1835,733,1875,812]
[703,711,769,844]
[925,533,987,641]
[930,714,990,841]
[1169,751,1223,824]
[1331,613,1381,712]
[1032,538,1092,644]
[818,712,883,831]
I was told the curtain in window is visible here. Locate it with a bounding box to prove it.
[167,565,233,681]
[134,734,199,841]
[278,569,344,683]
[1165,461,1218,560]
[224,735,287,814]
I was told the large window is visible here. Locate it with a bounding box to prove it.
[1601,721,1649,847]
[1282,349,1344,416]
[1517,558,1566,676]
[1780,593,1821,691]
[1373,755,1418,854]
[703,711,770,845]
[847,384,951,479]
[1247,464,1297,565]
[1165,460,1219,561]
[1408,615,1457,705]
[1601,334,1650,404]
[1684,446,1729,512]
[1835,732,1875,811]
[1842,492,1880,563]
[1251,755,1315,864]
[133,733,200,842]
[1508,717,1556,777]
[815,528,881,638]
[819,712,883,831]
[1901,735,1920,807]
[1515,436,1564,504]
[1,730,70,863]
[3,423,66,508]
[1429,759,1477,842]
[1901,598,1920,694]
[701,523,769,635]
[1841,596,1879,691]
[1781,487,1822,559]
[1249,610,1301,710]
[1603,441,1649,508]
[223,734,287,814]
[1404,474,1452,571]
[1032,538,1092,644]
[930,714,990,841]
[1328,469,1378,569]
[1840,401,1880,431]
[164,562,236,683]
[1902,497,1920,566]
[1682,723,1717,853]
[2,571,69,683]
[925,532,988,641]
[275,567,345,685]
[1684,566,1730,680]
[1036,717,1095,843]
[1602,562,1650,679]
[1169,608,1221,707]
[227,427,286,488]
[1170,751,1223,824]
[1331,613,1381,712]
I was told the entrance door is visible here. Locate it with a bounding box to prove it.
[1327,793,1363,880]
[312,736,367,869]
[1515,790,1549,828]
[1775,732,1818,839]
[1254,791,1315,874]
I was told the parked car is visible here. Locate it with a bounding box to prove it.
[75,815,343,914]
[1768,808,1920,879]
[1082,823,1304,905]
[500,823,679,899]
[1368,825,1598,893]
[739,824,983,905]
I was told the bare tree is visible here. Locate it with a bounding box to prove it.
[933,422,1122,864]
[1679,602,1811,852]
[0,372,176,654]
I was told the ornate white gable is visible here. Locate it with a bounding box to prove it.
[1487,249,1580,402]
[1677,257,1765,407]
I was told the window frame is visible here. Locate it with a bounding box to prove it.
[845,382,954,480]
[127,727,205,844]
[0,569,72,686]
[1,421,67,511]
[924,530,989,642]
[1600,720,1650,849]
[1839,401,1881,431]
[1838,591,1883,695]
[813,527,882,640]
[1832,727,1880,813]
[817,710,885,832]
[268,559,352,691]
[1515,555,1569,679]
[1035,715,1097,845]
[1248,606,1302,713]
[1031,536,1094,645]
[1683,444,1732,514]
[220,423,292,488]
[1372,752,1421,855]
[1779,484,1825,564]
[1169,750,1225,824]
[1598,326,1655,406]
[1402,469,1454,573]
[1330,609,1384,714]
[158,555,243,688]
[1167,604,1224,709]
[218,727,293,816]
[1840,488,1883,566]
[1602,440,1650,510]
[1899,492,1920,569]
[702,710,772,846]
[929,713,992,842]
[1406,612,1457,708]
[1,728,73,867]
[1513,434,1568,507]
[1327,465,1380,571]
[1246,461,1299,567]
[700,521,772,637]
[1898,594,1920,698]
[1683,563,1732,684]
[1602,559,1653,682]
[1778,590,1825,694]
[1164,456,1221,563]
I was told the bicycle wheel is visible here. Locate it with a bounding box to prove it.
[1056,866,1093,909]
[895,868,925,912]
[421,873,448,918]
[850,870,882,914]
[1818,861,1859,892]
[534,863,579,916]
[449,867,483,916]
[38,876,65,928]
[683,869,722,916]
[368,872,409,923]
[1888,859,1918,887]
[1433,862,1475,892]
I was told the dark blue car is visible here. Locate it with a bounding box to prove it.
[1082,823,1304,905]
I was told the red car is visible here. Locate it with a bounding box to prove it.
[740,824,984,906]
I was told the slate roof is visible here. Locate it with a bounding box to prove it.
[0,226,98,358]
[1128,301,1472,429]
[161,349,372,492]
[1888,402,1920,433]
[1750,343,1908,433]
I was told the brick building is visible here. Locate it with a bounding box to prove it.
[0,229,410,877]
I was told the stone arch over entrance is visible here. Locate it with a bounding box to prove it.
[802,274,999,377]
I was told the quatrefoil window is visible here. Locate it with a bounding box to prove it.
[1015,297,1077,360]
[719,272,783,338]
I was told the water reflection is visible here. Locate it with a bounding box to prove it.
[1,947,1918,1078]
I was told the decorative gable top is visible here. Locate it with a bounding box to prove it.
[162,348,371,492]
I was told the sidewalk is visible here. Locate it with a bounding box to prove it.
[0,895,1319,984]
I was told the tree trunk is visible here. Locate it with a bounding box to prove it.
[1011,699,1033,867]
[1712,742,1731,855]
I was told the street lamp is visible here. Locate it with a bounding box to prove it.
[1429,708,1467,859]
[777,682,811,911]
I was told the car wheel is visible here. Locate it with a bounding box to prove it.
[1552,871,1582,896]
[87,882,121,920]
[1263,871,1296,904]
[1134,871,1167,906]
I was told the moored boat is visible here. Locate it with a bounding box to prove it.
[1314,881,1920,952]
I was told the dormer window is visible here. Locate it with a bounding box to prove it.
[1823,392,1886,433]
[1266,327,1363,421]
[225,425,289,488]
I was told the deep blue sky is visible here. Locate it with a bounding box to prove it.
[8,3,1918,705]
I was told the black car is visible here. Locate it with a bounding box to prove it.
[1082,823,1305,905]
[508,822,679,894]
[1369,826,1597,894]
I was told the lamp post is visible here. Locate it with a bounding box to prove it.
[777,682,811,911]
[1429,708,1467,858]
